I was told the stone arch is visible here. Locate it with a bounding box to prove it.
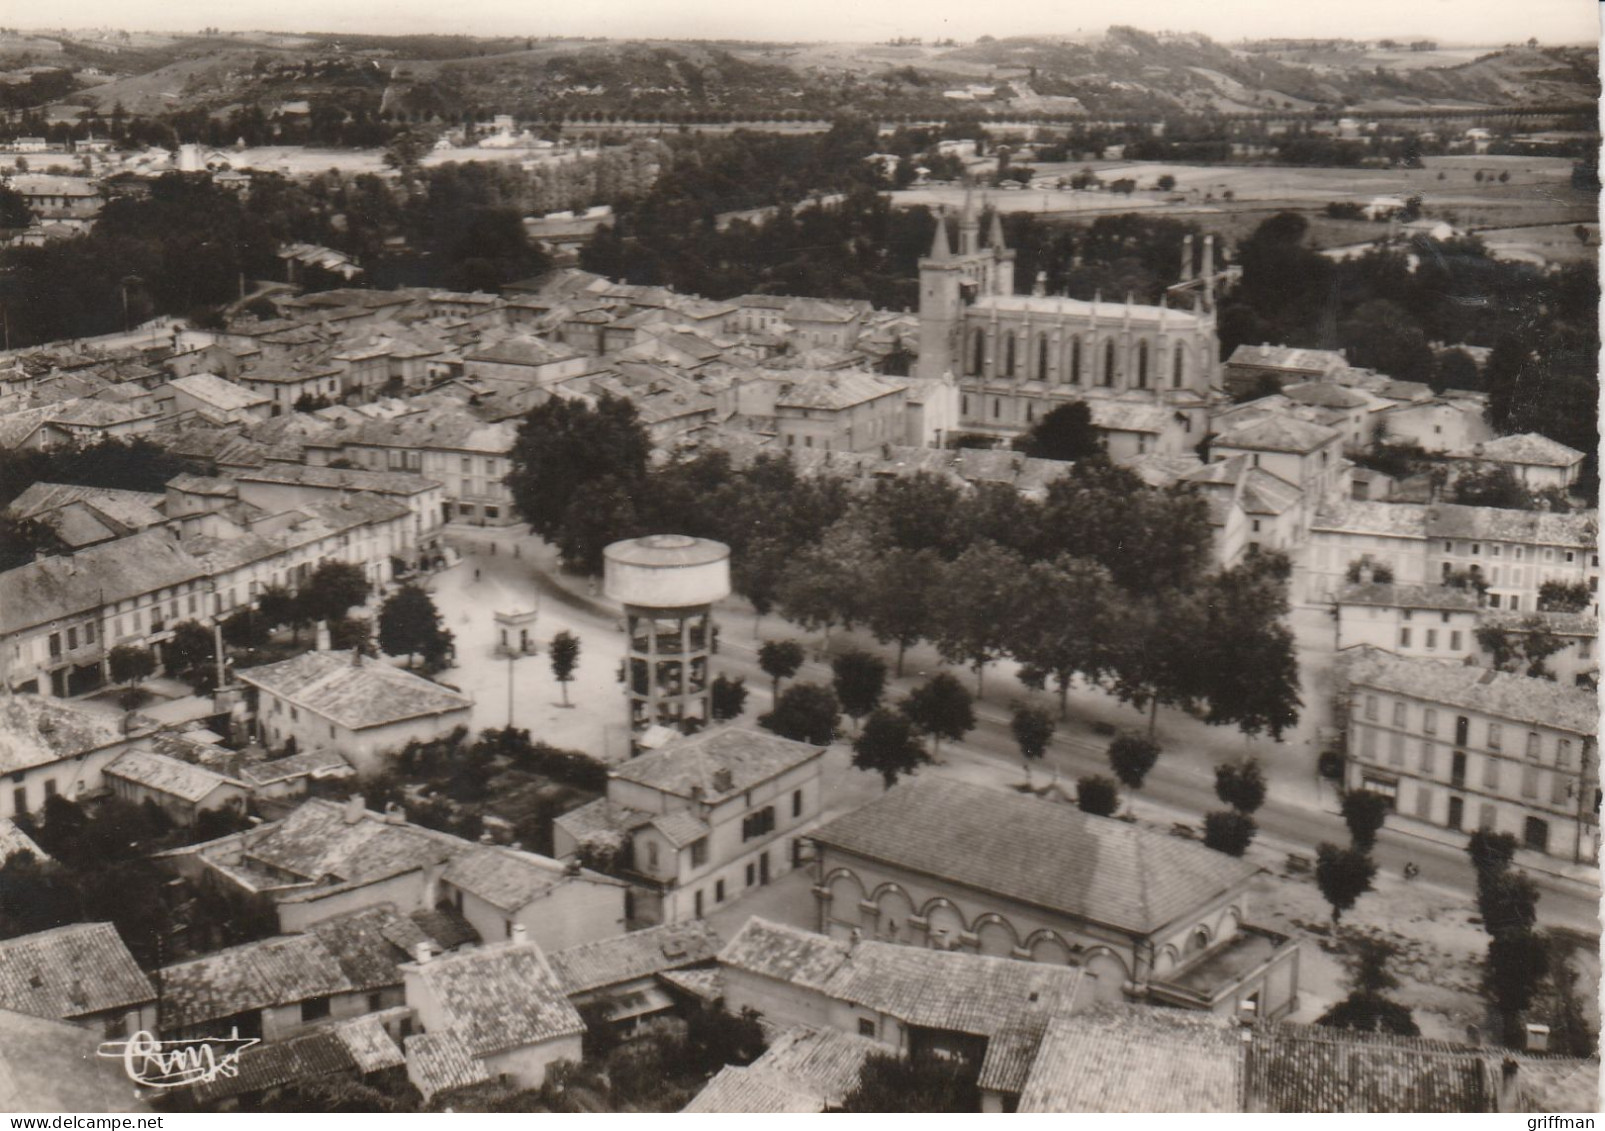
[1173,344,1186,388]
[1218,907,1241,944]
[969,329,985,376]
[1136,339,1150,389]
[973,913,1019,958]
[1035,333,1050,381]
[825,869,866,928]
[1025,929,1074,965]
[1184,924,1212,956]
[1083,946,1131,1002]
[1003,332,1017,378]
[1068,336,1082,384]
[1153,944,1181,976]
[1102,339,1116,387]
[874,884,916,942]
[922,897,967,950]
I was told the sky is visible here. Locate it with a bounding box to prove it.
[29,0,1603,46]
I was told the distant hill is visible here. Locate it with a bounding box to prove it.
[10,25,1596,123]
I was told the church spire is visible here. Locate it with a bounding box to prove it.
[989,210,1007,252]
[959,189,978,255]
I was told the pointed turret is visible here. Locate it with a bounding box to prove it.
[989,210,1007,252]
[959,189,979,255]
[1180,233,1194,282]
[928,212,951,260]
[1033,271,1047,297]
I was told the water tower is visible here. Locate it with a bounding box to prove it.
[603,534,731,746]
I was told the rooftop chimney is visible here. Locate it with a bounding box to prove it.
[384,801,406,825]
[510,923,528,945]
[315,620,332,651]
[344,793,366,824]
[564,858,582,876]
[412,941,432,965]
[711,768,734,793]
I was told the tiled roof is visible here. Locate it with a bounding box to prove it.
[681,1064,823,1113]
[659,966,723,1002]
[808,778,1258,936]
[0,527,204,635]
[649,808,712,848]
[975,294,1209,329]
[5,482,167,528]
[166,373,269,412]
[233,799,466,889]
[236,650,472,732]
[441,845,618,914]
[464,337,584,367]
[0,695,148,776]
[0,818,48,865]
[1226,345,1350,374]
[329,1008,410,1072]
[1215,414,1340,454]
[0,923,153,1021]
[1312,501,1431,539]
[1425,504,1596,549]
[1087,400,1174,435]
[548,920,722,995]
[233,463,441,496]
[1017,1005,1243,1112]
[237,748,353,786]
[1244,1023,1494,1113]
[745,1026,880,1107]
[1281,381,1372,409]
[774,371,906,411]
[1478,609,1597,638]
[1473,433,1585,468]
[611,726,824,801]
[1335,582,1482,612]
[407,942,583,1058]
[717,918,852,990]
[1343,651,1596,736]
[405,1031,492,1100]
[106,748,244,803]
[189,1028,356,1104]
[0,1008,150,1113]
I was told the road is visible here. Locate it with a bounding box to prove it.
[450,526,1601,936]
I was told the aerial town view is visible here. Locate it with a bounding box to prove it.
[0,0,1597,1117]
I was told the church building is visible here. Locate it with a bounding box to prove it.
[917,195,1222,446]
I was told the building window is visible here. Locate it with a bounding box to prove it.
[1389,732,1405,766]
[690,838,708,867]
[1392,702,1407,728]
[1425,629,1437,650]
[85,622,95,644]
[1521,765,1539,800]
[1004,334,1016,378]
[792,789,803,818]
[1173,348,1185,388]
[647,841,659,870]
[742,807,776,841]
[1526,733,1541,761]
[1509,596,1518,611]
[694,890,704,918]
[1359,727,1376,761]
[48,633,60,658]
[1487,723,1502,751]
[1483,757,1500,790]
[461,458,472,473]
[1136,340,1149,388]
[300,997,331,1023]
[1415,785,1432,819]
[66,627,77,650]
[1102,340,1116,386]
[1558,739,1573,768]
[1479,803,1496,830]
[992,399,1001,419]
[1036,335,1049,381]
[1450,631,1462,651]
[858,1018,877,1038]
[969,330,985,376]
[1551,774,1569,806]
[715,879,725,903]
[1069,337,1082,384]
[42,780,55,799]
[745,862,756,887]
[1420,742,1435,774]
[11,787,23,816]
[1423,709,1437,735]
[1364,695,1378,721]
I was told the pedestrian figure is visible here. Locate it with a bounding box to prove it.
[474,568,481,581]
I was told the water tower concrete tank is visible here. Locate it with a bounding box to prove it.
[603,535,731,745]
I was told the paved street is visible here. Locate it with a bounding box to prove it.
[430,522,1600,936]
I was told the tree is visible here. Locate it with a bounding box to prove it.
[863,548,942,675]
[1193,558,1302,740]
[1538,580,1591,613]
[0,185,31,230]
[1214,757,1267,815]
[257,583,299,636]
[107,644,155,708]
[1475,617,1565,679]
[1075,775,1120,817]
[506,393,651,541]
[1107,588,1207,736]
[1346,558,1395,584]
[831,649,887,731]
[1156,174,1177,192]
[776,519,874,653]
[1451,463,1533,510]
[1009,702,1055,769]
[0,515,67,572]
[1467,829,1520,879]
[298,560,370,626]
[843,1052,979,1113]
[555,474,640,575]
[758,639,806,703]
[710,674,748,722]
[1486,928,1551,1037]
[1015,402,1104,462]
[377,585,447,668]
[899,672,975,758]
[758,682,839,746]
[931,541,1026,695]
[1477,868,1540,936]
[1341,790,1389,853]
[549,631,580,706]
[1317,932,1420,1037]
[1202,809,1258,857]
[1315,843,1377,924]
[852,708,930,789]
[1008,556,1119,718]
[1107,732,1159,790]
